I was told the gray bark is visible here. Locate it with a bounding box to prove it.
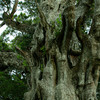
[24,0,100,100]
[0,0,100,100]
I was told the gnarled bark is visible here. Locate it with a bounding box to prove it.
[0,0,100,100]
[24,0,100,100]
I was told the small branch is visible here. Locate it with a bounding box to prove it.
[2,11,35,34]
[0,22,5,28]
[15,46,27,58]
[4,18,35,34]
[35,0,49,28]
[15,46,33,68]
[10,0,19,18]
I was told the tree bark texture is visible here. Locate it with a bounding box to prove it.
[23,0,100,100]
[1,0,100,100]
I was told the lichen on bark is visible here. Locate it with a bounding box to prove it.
[0,0,100,100]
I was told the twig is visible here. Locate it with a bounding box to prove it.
[0,22,5,28]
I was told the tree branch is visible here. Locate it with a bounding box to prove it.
[15,46,28,58]
[10,0,19,18]
[15,46,33,68]
[2,0,36,34]
[3,17,35,34]
[0,52,24,70]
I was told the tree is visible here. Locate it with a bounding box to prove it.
[0,0,100,100]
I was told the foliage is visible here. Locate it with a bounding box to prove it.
[40,64,43,72]
[33,16,40,24]
[13,13,33,25]
[55,14,62,36]
[17,54,28,67]
[50,14,62,36]
[18,0,37,16]
[0,70,27,100]
[40,46,46,55]
[75,0,80,5]
[13,12,40,25]
[0,0,11,12]
[16,54,24,60]
[23,60,28,67]
[0,36,12,52]
[1,27,15,37]
[1,27,34,52]
[11,33,33,51]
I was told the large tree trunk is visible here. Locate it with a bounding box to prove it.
[1,0,100,100]
[24,0,100,100]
